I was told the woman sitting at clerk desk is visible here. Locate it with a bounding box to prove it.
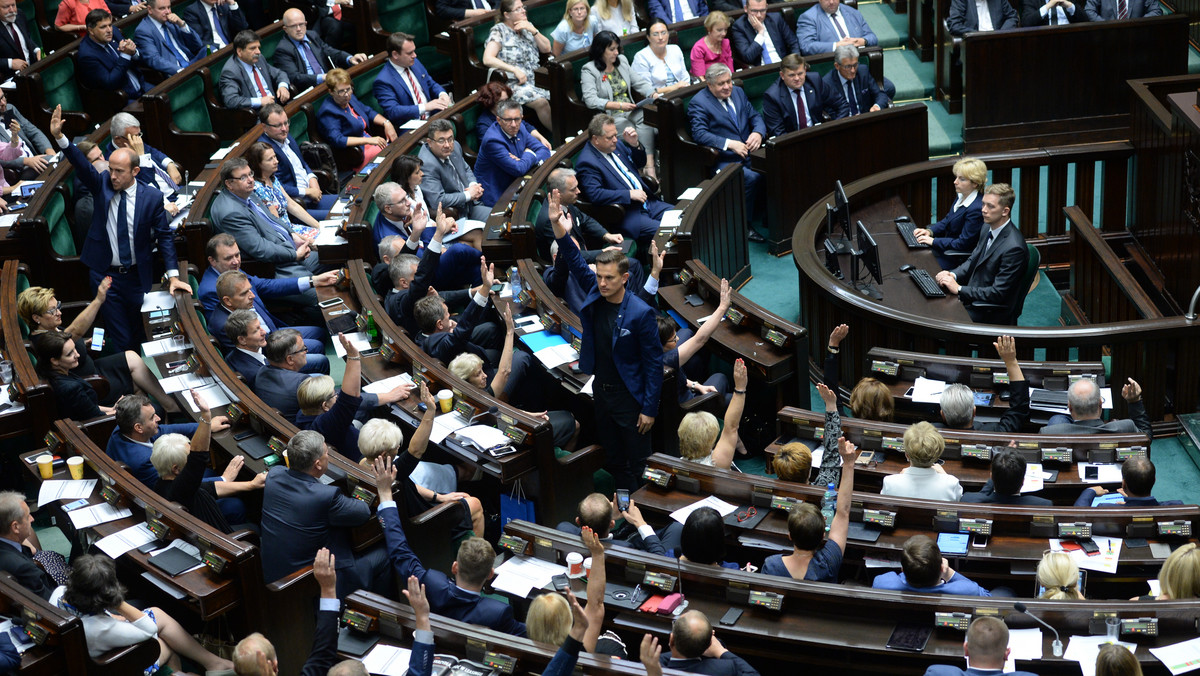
[911,157,987,270]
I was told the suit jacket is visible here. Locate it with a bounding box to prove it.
[382,238,442,333]
[534,199,610,262]
[260,465,372,582]
[0,12,37,80]
[317,96,381,148]
[76,29,148,97]
[873,570,992,596]
[796,4,877,55]
[823,66,888,115]
[181,0,249,49]
[925,667,1039,676]
[47,373,103,420]
[378,503,527,635]
[103,139,177,191]
[662,653,760,676]
[580,56,651,112]
[1022,0,1088,24]
[730,13,799,66]
[557,231,662,416]
[575,139,667,216]
[374,59,446,125]
[960,478,1052,505]
[544,245,652,315]
[207,289,299,351]
[1040,399,1152,438]
[62,140,176,291]
[435,0,491,21]
[419,295,489,364]
[219,56,290,109]
[106,424,198,488]
[254,365,313,422]
[133,18,202,75]
[274,34,353,90]
[687,86,766,163]
[1074,488,1179,507]
[761,76,846,137]
[647,0,709,22]
[1085,0,1160,20]
[947,0,1019,34]
[225,347,267,381]
[976,378,1029,433]
[301,606,340,676]
[946,221,1029,325]
[474,121,552,205]
[210,189,318,278]
[0,540,59,600]
[929,192,984,258]
[418,142,488,215]
[0,104,51,170]
[258,132,315,201]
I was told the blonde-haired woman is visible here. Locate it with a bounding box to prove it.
[591,0,638,36]
[678,359,746,470]
[1158,543,1200,600]
[552,0,597,56]
[1037,551,1084,600]
[912,157,988,269]
[526,528,627,656]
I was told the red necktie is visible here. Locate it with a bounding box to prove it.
[406,68,424,106]
[252,68,268,96]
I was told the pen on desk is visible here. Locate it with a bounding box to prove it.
[632,584,642,603]
[1107,540,1112,554]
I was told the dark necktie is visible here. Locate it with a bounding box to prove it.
[725,99,737,125]
[248,198,294,244]
[1116,0,1128,18]
[830,12,848,39]
[161,24,189,68]
[845,80,859,115]
[115,191,132,266]
[210,7,227,44]
[299,40,323,75]
[5,22,23,60]
[1048,6,1058,23]
[793,89,808,129]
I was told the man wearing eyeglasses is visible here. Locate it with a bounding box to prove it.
[273,8,365,91]
[208,269,333,374]
[730,0,798,67]
[258,103,337,219]
[822,44,888,117]
[473,99,551,205]
[419,119,492,222]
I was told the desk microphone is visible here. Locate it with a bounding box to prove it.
[468,406,499,425]
[1012,602,1063,657]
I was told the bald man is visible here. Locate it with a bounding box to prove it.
[272,8,364,90]
[662,610,760,675]
[1040,377,1151,438]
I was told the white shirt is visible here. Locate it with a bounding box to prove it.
[753,28,781,65]
[953,189,978,211]
[238,347,267,364]
[1039,0,1074,23]
[276,138,314,193]
[207,4,228,48]
[3,19,31,65]
[827,11,850,38]
[975,0,995,30]
[105,182,139,267]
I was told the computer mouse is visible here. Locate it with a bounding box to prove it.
[899,264,915,273]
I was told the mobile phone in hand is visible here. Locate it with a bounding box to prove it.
[616,489,630,512]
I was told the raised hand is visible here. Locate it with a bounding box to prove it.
[828,323,849,348]
[733,358,747,391]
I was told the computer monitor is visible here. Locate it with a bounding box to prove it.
[851,220,883,300]
[834,180,854,241]
[826,203,851,255]
[824,238,844,279]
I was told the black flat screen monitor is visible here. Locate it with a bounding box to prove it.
[851,220,882,300]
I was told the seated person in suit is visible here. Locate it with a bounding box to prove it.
[881,422,963,501]
[575,113,669,255]
[796,0,877,55]
[55,554,234,669]
[108,113,185,216]
[912,157,987,268]
[555,492,680,555]
[761,436,857,582]
[0,492,59,600]
[223,308,274,381]
[824,44,888,115]
[134,0,202,77]
[259,103,337,220]
[535,168,626,263]
[475,81,553,153]
[0,89,55,182]
[246,141,325,236]
[261,430,391,596]
[923,616,1037,676]
[219,30,292,110]
[1075,456,1178,507]
[1022,0,1087,25]
[393,155,485,272]
[420,119,494,222]
[731,0,799,67]
[960,450,1053,505]
[934,183,1030,325]
[762,53,847,138]
[1085,0,1159,20]
[295,334,369,462]
[687,63,766,241]
[660,610,761,676]
[948,0,1019,33]
[375,32,451,126]
[872,535,994,596]
[200,233,333,328]
[1041,376,1152,438]
[182,0,248,50]
[274,9,365,90]
[207,269,332,374]
[76,9,149,101]
[1037,551,1085,600]
[318,68,397,172]
[373,457,527,636]
[32,331,115,420]
[232,549,345,676]
[0,0,39,81]
[677,359,748,471]
[582,33,656,177]
[413,260,504,365]
[648,0,708,24]
[937,336,1030,433]
[656,278,731,407]
[372,235,405,295]
[436,0,495,21]
[474,99,552,205]
[383,214,481,335]
[540,203,656,316]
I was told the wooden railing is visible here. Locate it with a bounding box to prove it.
[1066,206,1163,324]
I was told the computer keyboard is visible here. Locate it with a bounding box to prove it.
[1030,389,1070,408]
[907,268,946,298]
[897,222,930,248]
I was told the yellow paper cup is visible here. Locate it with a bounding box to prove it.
[67,456,85,480]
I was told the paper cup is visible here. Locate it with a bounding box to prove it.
[437,389,454,413]
[583,557,592,577]
[566,552,584,579]
[36,454,53,479]
[67,456,85,480]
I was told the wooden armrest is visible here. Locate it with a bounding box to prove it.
[229,528,258,546]
[87,635,160,675]
[408,499,466,527]
[680,390,722,412]
[265,565,314,593]
[556,444,606,469]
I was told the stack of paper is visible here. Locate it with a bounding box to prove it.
[670,496,738,524]
[363,373,415,395]
[362,644,413,676]
[492,555,567,597]
[1065,636,1136,676]
[1002,628,1044,671]
[1020,463,1045,493]
[1050,537,1122,574]
[37,479,97,506]
[430,410,471,444]
[68,502,131,529]
[521,331,578,369]
[910,377,947,403]
[96,523,157,559]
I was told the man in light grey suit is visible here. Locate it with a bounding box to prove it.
[1085,0,1160,20]
[219,29,291,110]
[210,158,321,304]
[418,119,493,222]
[0,89,54,180]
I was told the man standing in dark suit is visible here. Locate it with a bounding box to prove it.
[923,616,1039,676]
[688,63,767,241]
[937,335,1030,433]
[1022,0,1087,24]
[661,611,761,676]
[76,10,149,102]
[762,53,847,138]
[374,32,451,126]
[260,431,391,596]
[419,119,492,222]
[374,458,527,636]
[959,450,1053,505]
[935,183,1029,325]
[575,114,670,254]
[824,44,888,115]
[134,0,203,77]
[947,0,1019,34]
[50,105,190,352]
[1085,0,1159,20]
[0,0,38,81]
[219,30,291,110]
[1040,377,1152,437]
[181,0,248,51]
[550,187,662,489]
[730,0,799,67]
[273,8,365,90]
[0,493,58,600]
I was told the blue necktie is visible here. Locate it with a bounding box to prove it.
[110,43,142,93]
[725,99,737,125]
[248,198,294,245]
[672,0,686,21]
[299,39,323,75]
[210,7,227,44]
[115,191,132,266]
[161,24,190,68]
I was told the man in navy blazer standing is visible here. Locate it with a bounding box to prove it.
[823,44,888,116]
[50,105,191,352]
[76,10,149,102]
[923,616,1038,676]
[648,0,708,23]
[762,53,846,137]
[474,99,551,205]
[374,32,451,126]
[688,64,767,241]
[134,0,202,77]
[550,186,662,490]
[575,114,669,255]
[730,0,799,67]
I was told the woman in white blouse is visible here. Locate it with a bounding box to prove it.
[590,0,638,36]
[631,18,691,97]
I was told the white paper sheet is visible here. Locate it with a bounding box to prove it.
[910,377,947,404]
[1077,463,1122,484]
[660,210,684,230]
[140,291,177,312]
[1004,627,1045,671]
[332,332,372,357]
[96,523,157,559]
[430,411,471,444]
[491,555,566,598]
[68,502,131,529]
[363,373,416,395]
[1050,536,1122,574]
[142,337,192,357]
[211,145,237,160]
[580,375,594,396]
[1020,463,1044,493]
[533,343,579,369]
[670,495,738,524]
[37,479,97,507]
[678,187,702,200]
[362,644,414,676]
[185,383,233,412]
[140,571,187,600]
[1150,636,1200,675]
[1065,635,1136,676]
[159,373,215,393]
[316,225,347,246]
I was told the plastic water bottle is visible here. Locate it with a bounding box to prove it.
[821,483,837,532]
[509,266,523,310]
